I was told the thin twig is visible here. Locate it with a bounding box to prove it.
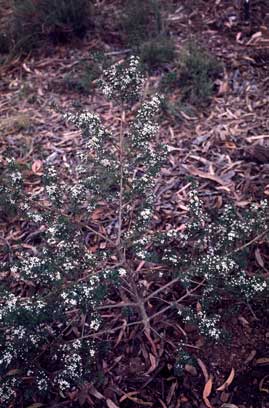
[79,280,206,341]
[144,277,180,302]
[82,223,115,246]
[147,279,206,322]
[227,229,269,256]
[97,301,138,310]
[80,319,144,339]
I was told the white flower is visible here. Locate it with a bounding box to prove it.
[140,208,151,219]
[57,379,70,392]
[118,268,127,277]
[90,318,101,331]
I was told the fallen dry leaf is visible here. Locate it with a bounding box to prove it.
[217,79,229,96]
[120,391,139,403]
[106,399,120,408]
[264,185,269,196]
[146,353,158,374]
[246,31,262,45]
[216,368,235,391]
[220,405,239,408]
[255,357,269,365]
[255,248,264,268]
[259,375,269,393]
[197,358,209,382]
[203,376,213,408]
[182,164,229,187]
[32,160,43,174]
[88,385,105,400]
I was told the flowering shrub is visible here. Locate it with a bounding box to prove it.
[135,188,268,341]
[0,55,268,406]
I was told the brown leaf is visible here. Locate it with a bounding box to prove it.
[217,368,235,391]
[158,399,168,408]
[88,385,104,400]
[120,391,139,403]
[179,110,197,120]
[259,375,269,393]
[255,248,264,268]
[32,160,43,174]
[106,398,120,408]
[182,165,229,187]
[166,381,177,405]
[255,357,269,365]
[220,405,239,408]
[225,142,236,149]
[203,376,213,408]
[6,368,22,376]
[114,320,127,347]
[246,31,262,45]
[91,208,104,221]
[197,358,209,382]
[217,79,229,95]
[146,353,157,374]
[22,63,32,73]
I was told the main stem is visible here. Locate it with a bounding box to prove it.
[116,107,125,247]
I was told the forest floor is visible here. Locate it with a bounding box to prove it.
[0,0,269,407]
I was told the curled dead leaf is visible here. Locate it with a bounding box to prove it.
[32,160,43,174]
[22,63,32,73]
[259,375,269,393]
[217,368,235,391]
[246,31,262,45]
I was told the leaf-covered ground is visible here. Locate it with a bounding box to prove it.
[0,0,269,407]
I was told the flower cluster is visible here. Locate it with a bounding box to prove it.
[53,339,95,393]
[0,158,24,216]
[178,307,222,341]
[98,55,144,103]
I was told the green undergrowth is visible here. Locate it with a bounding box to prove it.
[160,41,222,108]
[61,52,111,95]
[0,0,94,58]
[120,0,175,70]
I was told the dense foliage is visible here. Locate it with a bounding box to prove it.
[6,0,93,54]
